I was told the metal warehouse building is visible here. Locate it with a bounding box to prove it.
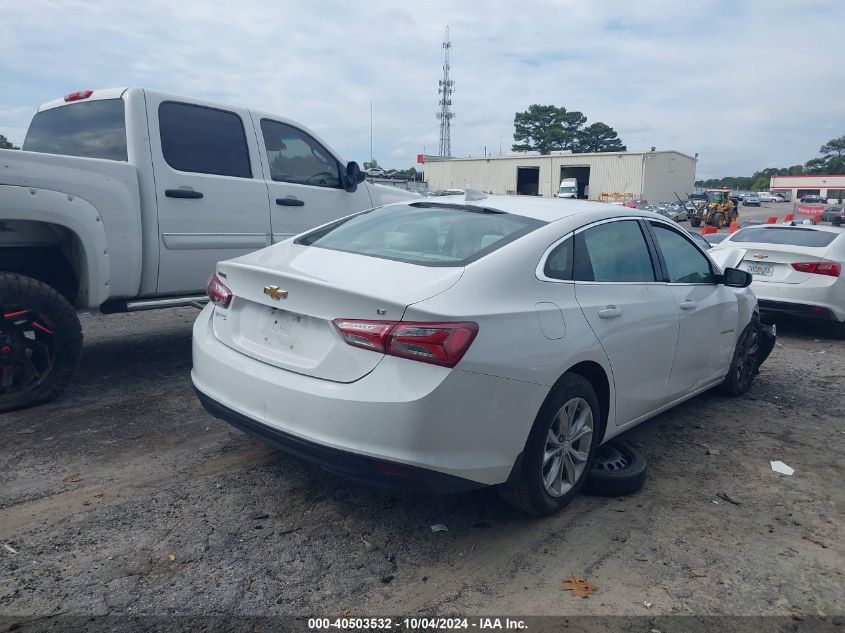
[423,149,697,202]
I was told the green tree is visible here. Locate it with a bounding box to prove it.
[576,122,626,153]
[819,136,845,159]
[0,134,19,150]
[407,166,419,179]
[363,159,381,170]
[804,157,827,174]
[512,105,586,154]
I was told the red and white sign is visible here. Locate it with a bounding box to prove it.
[794,203,825,222]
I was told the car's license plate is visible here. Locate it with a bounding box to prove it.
[745,263,773,277]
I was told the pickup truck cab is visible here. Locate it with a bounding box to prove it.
[0,87,416,411]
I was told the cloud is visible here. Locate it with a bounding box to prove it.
[1,0,843,178]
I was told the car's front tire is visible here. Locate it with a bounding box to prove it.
[500,374,601,516]
[720,316,760,396]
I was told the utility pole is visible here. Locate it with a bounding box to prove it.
[436,25,454,157]
[369,100,373,164]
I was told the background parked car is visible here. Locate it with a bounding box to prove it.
[744,193,761,207]
[654,203,688,222]
[821,206,844,223]
[801,194,826,204]
[712,224,845,337]
[759,192,786,203]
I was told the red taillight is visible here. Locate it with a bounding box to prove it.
[387,322,478,367]
[332,319,479,368]
[791,261,841,277]
[206,274,232,308]
[64,90,93,102]
[332,319,398,353]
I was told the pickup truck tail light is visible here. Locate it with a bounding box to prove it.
[206,274,232,308]
[791,261,841,277]
[332,319,479,368]
[64,90,93,102]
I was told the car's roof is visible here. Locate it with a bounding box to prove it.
[409,193,639,222]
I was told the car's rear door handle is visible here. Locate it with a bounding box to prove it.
[679,300,697,311]
[598,306,622,319]
[276,197,305,207]
[165,189,203,199]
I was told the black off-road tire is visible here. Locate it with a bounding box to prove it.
[0,273,82,412]
[499,374,602,516]
[690,217,701,228]
[719,315,760,397]
[711,212,725,228]
[582,440,648,497]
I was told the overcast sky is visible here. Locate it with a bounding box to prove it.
[2,0,843,178]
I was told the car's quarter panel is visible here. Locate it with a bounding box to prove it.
[192,305,548,485]
[144,93,272,294]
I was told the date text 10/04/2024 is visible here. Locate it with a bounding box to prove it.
[307,618,527,630]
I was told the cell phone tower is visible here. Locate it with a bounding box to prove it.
[436,25,454,157]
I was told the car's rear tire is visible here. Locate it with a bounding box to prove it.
[0,273,82,412]
[719,316,760,397]
[582,440,648,497]
[499,374,601,516]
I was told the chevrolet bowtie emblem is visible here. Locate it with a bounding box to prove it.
[753,253,769,260]
[263,285,288,300]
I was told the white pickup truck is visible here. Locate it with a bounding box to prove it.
[0,87,416,411]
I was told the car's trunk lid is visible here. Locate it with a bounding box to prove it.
[212,244,463,382]
[735,243,828,284]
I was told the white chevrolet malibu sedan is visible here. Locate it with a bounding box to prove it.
[192,194,774,515]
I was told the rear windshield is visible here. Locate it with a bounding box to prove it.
[296,203,545,266]
[729,227,837,247]
[23,99,127,161]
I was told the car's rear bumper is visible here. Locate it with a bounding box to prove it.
[758,299,842,322]
[194,387,484,494]
[191,305,548,490]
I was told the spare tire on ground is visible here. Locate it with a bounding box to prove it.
[583,440,647,497]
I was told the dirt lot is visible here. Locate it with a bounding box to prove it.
[1,307,843,621]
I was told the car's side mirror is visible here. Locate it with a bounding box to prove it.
[722,266,752,288]
[342,161,366,192]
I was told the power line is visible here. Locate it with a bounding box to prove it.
[436,25,454,157]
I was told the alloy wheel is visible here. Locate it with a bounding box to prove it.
[542,397,594,497]
[735,325,760,391]
[0,306,56,396]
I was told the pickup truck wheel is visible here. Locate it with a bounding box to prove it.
[0,273,82,412]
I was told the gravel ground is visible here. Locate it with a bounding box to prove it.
[0,307,843,621]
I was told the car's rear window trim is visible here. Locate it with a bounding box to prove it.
[295,204,546,268]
